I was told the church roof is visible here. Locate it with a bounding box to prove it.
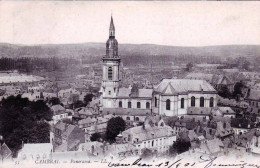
[154,79,216,95]
[117,87,153,98]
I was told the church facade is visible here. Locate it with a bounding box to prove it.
[101,17,217,118]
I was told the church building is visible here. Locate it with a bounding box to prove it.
[100,16,217,118]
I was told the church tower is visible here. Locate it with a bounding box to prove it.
[101,16,120,108]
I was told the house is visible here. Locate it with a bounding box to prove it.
[78,141,105,156]
[50,121,85,152]
[21,92,42,101]
[196,138,224,156]
[121,122,176,155]
[245,89,260,109]
[231,118,255,135]
[217,107,236,118]
[51,104,69,124]
[18,143,53,161]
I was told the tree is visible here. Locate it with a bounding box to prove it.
[141,148,153,159]
[106,117,126,142]
[48,97,60,106]
[186,63,193,72]
[233,82,244,97]
[73,100,85,109]
[218,85,232,98]
[90,133,102,142]
[0,95,53,156]
[169,138,191,155]
[84,93,94,105]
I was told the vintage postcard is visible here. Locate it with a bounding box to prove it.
[0,1,260,168]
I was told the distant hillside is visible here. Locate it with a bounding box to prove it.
[0,42,259,59]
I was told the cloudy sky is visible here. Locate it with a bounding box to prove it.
[0,1,259,46]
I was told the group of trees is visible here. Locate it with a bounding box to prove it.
[70,93,94,109]
[169,138,191,156]
[218,81,246,99]
[0,57,81,73]
[48,93,94,109]
[0,95,53,156]
[90,116,126,143]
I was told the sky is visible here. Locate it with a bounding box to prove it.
[0,1,259,46]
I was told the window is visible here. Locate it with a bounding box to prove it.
[155,97,157,107]
[135,117,139,121]
[166,99,171,110]
[146,102,150,109]
[200,97,204,107]
[210,97,214,107]
[119,101,122,108]
[126,117,130,120]
[128,102,132,108]
[137,102,141,108]
[191,96,195,107]
[108,66,113,80]
[108,91,111,95]
[181,98,184,109]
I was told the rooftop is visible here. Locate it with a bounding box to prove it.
[154,79,216,95]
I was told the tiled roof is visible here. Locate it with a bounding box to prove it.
[188,130,199,141]
[247,89,260,100]
[118,88,131,97]
[61,125,75,138]
[51,104,65,114]
[55,122,67,131]
[78,118,96,125]
[206,138,224,154]
[218,107,235,115]
[155,79,216,95]
[122,124,174,143]
[0,143,12,160]
[117,88,153,98]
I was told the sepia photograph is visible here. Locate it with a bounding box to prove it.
[0,1,260,168]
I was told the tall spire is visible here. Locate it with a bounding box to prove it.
[109,16,115,37]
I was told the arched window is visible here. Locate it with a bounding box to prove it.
[108,66,113,80]
[210,97,214,107]
[135,117,139,121]
[166,99,171,110]
[200,97,204,107]
[191,96,195,107]
[146,102,150,109]
[155,97,157,107]
[181,98,184,109]
[137,102,141,108]
[119,101,122,108]
[108,91,111,95]
[128,102,131,108]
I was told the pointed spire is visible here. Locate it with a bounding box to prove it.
[109,15,115,37]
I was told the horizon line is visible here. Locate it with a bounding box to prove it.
[0,42,260,48]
